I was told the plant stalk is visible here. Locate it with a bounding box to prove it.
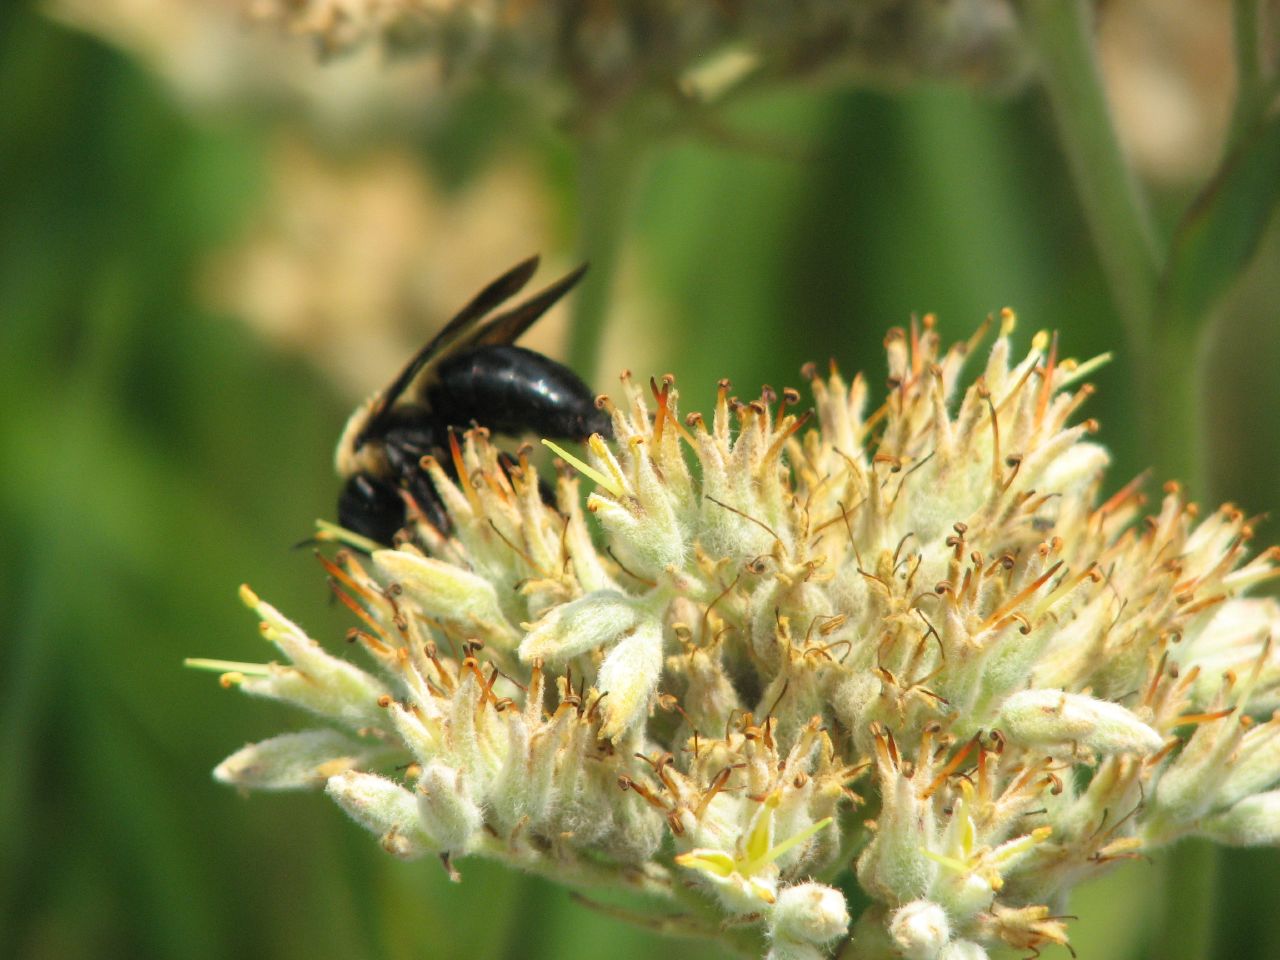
[567,128,641,379]
[1155,840,1220,960]
[1023,0,1163,351]
[1230,0,1263,142]
[1026,7,1222,957]
[1140,323,1209,494]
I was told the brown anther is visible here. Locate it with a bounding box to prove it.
[984,560,1064,629]
[319,552,378,602]
[653,752,681,793]
[327,577,389,641]
[818,615,847,637]
[1173,709,1236,727]
[693,766,733,820]
[873,452,903,473]
[586,691,609,722]
[922,732,981,800]
[1178,594,1227,617]
[1145,738,1180,767]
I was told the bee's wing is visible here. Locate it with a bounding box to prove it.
[460,262,589,350]
[365,256,541,424]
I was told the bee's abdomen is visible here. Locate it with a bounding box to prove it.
[429,345,612,440]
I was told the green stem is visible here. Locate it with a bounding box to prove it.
[476,834,675,901]
[1026,8,1223,957]
[1023,0,1163,351]
[567,129,641,378]
[1025,0,1216,496]
[1155,840,1220,960]
[1230,0,1263,143]
[1141,320,1209,493]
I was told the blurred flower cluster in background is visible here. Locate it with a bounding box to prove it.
[2,1,1278,959]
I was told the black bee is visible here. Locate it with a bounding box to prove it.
[334,256,613,545]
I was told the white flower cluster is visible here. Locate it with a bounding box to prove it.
[242,0,1029,103]
[197,315,1280,958]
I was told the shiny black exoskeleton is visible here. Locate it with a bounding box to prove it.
[335,257,612,545]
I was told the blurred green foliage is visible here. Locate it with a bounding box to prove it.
[2,3,1278,959]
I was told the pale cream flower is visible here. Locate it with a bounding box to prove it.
[193,316,1280,958]
[50,0,1033,127]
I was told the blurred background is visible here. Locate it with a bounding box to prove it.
[1,1,1277,958]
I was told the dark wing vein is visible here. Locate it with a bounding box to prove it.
[362,255,541,434]
[463,262,589,350]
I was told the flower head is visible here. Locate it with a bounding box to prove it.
[193,315,1280,958]
[241,0,1033,111]
[52,0,1033,129]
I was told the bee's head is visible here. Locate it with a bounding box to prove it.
[337,472,405,546]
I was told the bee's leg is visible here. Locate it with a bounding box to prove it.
[338,472,408,546]
[382,430,452,537]
[403,468,452,535]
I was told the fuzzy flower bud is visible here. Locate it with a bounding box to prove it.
[595,620,665,740]
[938,941,990,960]
[1202,790,1280,847]
[999,689,1165,757]
[889,900,953,960]
[415,762,483,855]
[518,590,648,664]
[233,585,389,729]
[374,549,515,646]
[326,771,432,860]
[770,882,850,946]
[215,729,377,790]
